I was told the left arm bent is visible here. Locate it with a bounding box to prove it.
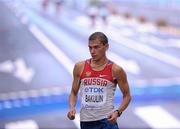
[108,64,131,123]
[113,64,131,113]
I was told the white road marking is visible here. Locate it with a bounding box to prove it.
[167,39,180,48]
[29,24,74,74]
[13,58,35,83]
[140,35,180,48]
[0,60,14,73]
[108,52,140,74]
[5,119,39,129]
[135,106,180,128]
[0,58,35,83]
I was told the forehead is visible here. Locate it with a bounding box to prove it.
[88,39,103,46]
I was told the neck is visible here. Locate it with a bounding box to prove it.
[91,57,108,68]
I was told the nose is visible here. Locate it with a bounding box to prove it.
[90,48,95,54]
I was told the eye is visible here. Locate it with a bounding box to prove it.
[94,46,98,49]
[94,45,100,49]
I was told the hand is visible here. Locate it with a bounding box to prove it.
[67,108,76,120]
[107,111,118,124]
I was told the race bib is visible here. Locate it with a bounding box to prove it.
[81,86,107,109]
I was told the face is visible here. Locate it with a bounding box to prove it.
[88,39,108,61]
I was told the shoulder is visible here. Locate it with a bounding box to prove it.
[74,61,85,68]
[112,63,127,79]
[112,63,123,72]
[73,60,86,75]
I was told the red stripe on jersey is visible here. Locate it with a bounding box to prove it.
[80,59,114,82]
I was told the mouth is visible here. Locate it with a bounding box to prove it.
[91,55,96,58]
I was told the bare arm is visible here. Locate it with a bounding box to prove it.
[108,64,131,123]
[114,64,131,113]
[68,62,84,120]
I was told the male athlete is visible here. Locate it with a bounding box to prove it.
[67,32,131,129]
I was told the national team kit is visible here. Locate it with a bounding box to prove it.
[80,59,117,121]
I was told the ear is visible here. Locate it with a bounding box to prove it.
[105,43,109,50]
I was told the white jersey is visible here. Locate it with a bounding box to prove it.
[79,59,117,121]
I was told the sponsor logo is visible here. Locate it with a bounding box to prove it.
[84,87,104,93]
[99,74,107,78]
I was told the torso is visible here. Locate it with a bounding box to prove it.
[79,59,117,121]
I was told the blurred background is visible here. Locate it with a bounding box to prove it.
[0,0,180,129]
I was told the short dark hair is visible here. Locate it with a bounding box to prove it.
[88,32,108,44]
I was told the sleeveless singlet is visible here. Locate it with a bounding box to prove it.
[79,59,117,121]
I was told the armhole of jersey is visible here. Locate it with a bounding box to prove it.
[110,61,117,84]
[80,60,88,78]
